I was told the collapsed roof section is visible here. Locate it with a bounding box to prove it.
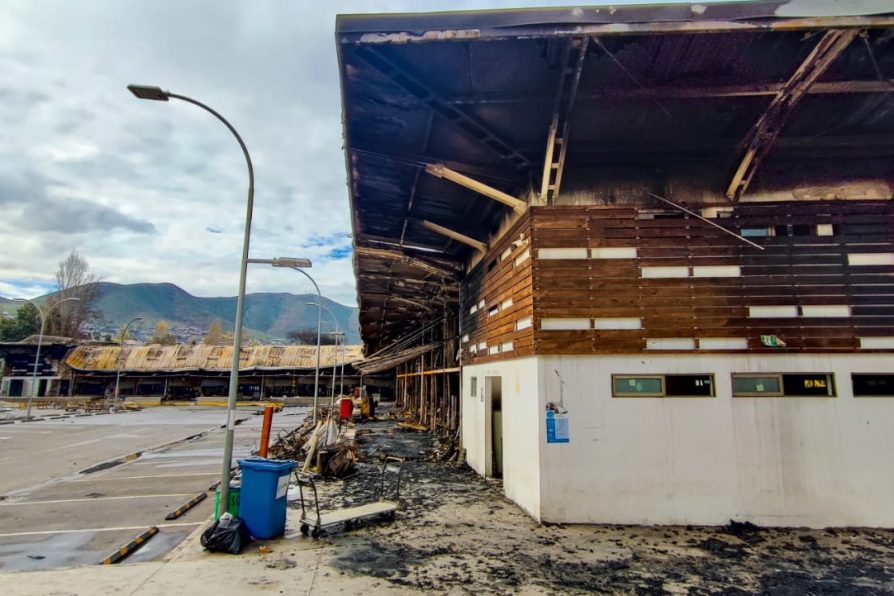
[336,1,894,351]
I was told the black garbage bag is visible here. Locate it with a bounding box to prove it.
[201,513,249,554]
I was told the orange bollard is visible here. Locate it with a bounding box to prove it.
[259,404,274,458]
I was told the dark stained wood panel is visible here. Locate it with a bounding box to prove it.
[460,214,535,365]
[529,201,894,355]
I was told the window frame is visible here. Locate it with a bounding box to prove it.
[851,373,894,397]
[611,374,716,398]
[732,373,836,397]
[731,373,784,397]
[612,375,664,397]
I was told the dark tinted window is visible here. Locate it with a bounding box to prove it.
[852,374,894,397]
[782,374,835,397]
[665,374,714,397]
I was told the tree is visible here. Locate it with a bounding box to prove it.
[287,327,339,345]
[0,303,39,341]
[150,321,176,345]
[49,250,99,338]
[203,319,228,345]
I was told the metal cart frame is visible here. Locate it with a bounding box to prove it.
[296,456,403,538]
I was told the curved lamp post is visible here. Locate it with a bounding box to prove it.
[306,301,343,409]
[247,257,321,424]
[13,296,80,419]
[127,84,254,513]
[114,316,143,407]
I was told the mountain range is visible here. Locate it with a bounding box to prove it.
[4,282,360,344]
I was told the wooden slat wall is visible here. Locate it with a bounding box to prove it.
[530,201,894,354]
[460,214,535,365]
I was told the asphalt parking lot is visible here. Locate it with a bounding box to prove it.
[0,406,303,571]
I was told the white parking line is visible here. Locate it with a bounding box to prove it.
[1,494,193,506]
[71,472,219,482]
[0,521,202,538]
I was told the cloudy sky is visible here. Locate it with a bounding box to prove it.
[0,0,688,306]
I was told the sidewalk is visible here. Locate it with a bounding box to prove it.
[3,416,894,594]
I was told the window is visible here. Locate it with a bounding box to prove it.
[612,374,714,398]
[741,227,773,238]
[732,374,782,396]
[470,377,477,397]
[774,224,811,237]
[665,375,714,397]
[732,373,835,397]
[613,375,663,397]
[852,374,894,397]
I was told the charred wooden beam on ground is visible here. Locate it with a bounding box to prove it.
[726,29,862,202]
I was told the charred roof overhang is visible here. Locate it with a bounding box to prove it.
[337,1,894,351]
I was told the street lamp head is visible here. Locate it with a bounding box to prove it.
[272,257,312,269]
[127,84,170,101]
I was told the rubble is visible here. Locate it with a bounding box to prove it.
[282,410,894,594]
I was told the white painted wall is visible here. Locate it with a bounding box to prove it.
[462,357,541,519]
[534,353,894,527]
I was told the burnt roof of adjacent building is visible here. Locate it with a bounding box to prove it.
[336,1,894,351]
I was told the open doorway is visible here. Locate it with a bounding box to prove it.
[485,376,503,478]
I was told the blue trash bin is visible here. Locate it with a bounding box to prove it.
[237,458,296,539]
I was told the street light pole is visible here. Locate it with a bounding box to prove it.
[13,297,80,419]
[128,84,254,513]
[247,258,321,424]
[307,301,340,410]
[114,316,142,408]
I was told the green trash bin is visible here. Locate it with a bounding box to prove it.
[213,483,241,520]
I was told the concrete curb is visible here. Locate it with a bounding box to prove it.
[77,426,219,476]
[165,492,208,520]
[99,526,159,565]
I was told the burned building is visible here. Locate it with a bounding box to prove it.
[0,336,75,398]
[63,344,379,401]
[337,2,894,526]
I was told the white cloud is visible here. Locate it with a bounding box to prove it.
[0,0,691,310]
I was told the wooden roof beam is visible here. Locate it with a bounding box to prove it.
[425,163,527,214]
[354,245,462,280]
[448,79,894,105]
[353,46,532,171]
[418,219,488,252]
[726,29,861,202]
